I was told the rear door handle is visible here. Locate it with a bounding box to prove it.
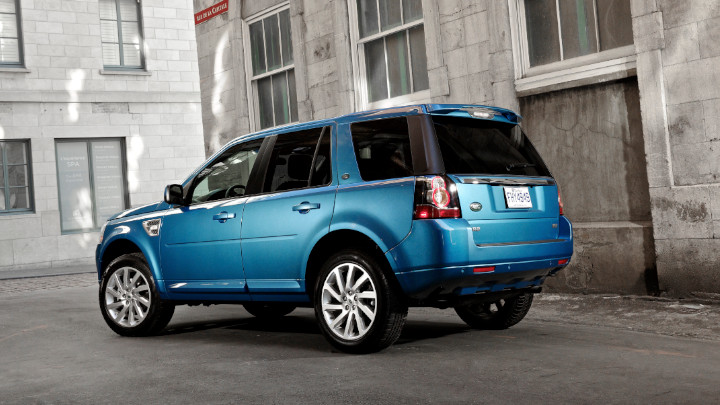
[212,211,236,223]
[292,201,320,214]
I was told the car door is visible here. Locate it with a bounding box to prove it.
[160,138,265,296]
[241,125,336,297]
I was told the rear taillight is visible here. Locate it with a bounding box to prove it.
[557,186,564,216]
[413,175,461,219]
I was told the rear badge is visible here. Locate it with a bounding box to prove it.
[469,202,482,212]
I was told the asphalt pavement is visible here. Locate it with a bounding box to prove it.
[2,273,720,404]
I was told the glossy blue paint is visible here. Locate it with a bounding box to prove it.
[95,103,573,307]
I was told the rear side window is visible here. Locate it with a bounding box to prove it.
[351,117,413,181]
[433,116,551,177]
[264,126,332,193]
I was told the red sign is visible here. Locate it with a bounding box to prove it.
[195,0,229,25]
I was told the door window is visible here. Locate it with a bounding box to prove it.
[189,139,263,204]
[263,126,332,193]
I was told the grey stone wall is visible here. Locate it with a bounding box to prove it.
[633,0,720,296]
[520,79,655,294]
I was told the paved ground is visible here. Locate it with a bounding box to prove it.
[2,274,720,404]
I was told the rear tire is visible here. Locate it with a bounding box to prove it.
[314,249,407,354]
[243,303,296,318]
[99,253,175,337]
[454,293,534,330]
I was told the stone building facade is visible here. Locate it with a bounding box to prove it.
[193,0,720,296]
[0,0,205,272]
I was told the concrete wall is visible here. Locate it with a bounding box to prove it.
[0,0,205,272]
[633,0,720,296]
[521,79,655,294]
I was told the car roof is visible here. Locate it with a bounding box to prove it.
[227,103,521,146]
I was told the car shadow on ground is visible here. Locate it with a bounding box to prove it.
[160,311,471,349]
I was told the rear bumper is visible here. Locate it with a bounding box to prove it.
[389,216,573,299]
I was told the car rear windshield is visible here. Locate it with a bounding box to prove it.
[432,116,551,177]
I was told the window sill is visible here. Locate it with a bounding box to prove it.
[515,47,637,97]
[365,89,431,110]
[99,69,152,76]
[0,67,30,73]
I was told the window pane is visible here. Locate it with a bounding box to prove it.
[263,14,281,71]
[249,21,266,75]
[0,0,16,14]
[0,12,18,38]
[364,37,388,102]
[9,187,28,209]
[121,21,140,44]
[118,0,138,22]
[102,43,120,65]
[56,142,94,231]
[386,30,411,98]
[559,0,598,59]
[190,139,263,203]
[279,9,293,66]
[257,76,274,129]
[409,25,429,92]
[310,128,332,187]
[597,0,633,50]
[288,69,298,122]
[101,20,119,43]
[351,117,413,181]
[0,190,4,210]
[402,0,423,23]
[524,0,561,67]
[6,142,26,164]
[8,165,26,186]
[98,0,117,20]
[122,44,142,66]
[0,142,3,165]
[357,0,379,38]
[272,72,290,126]
[264,128,324,192]
[0,38,19,63]
[379,0,402,31]
[91,141,126,224]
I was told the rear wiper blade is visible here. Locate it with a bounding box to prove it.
[506,163,536,171]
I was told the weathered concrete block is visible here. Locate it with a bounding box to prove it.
[670,141,720,186]
[305,33,335,65]
[656,238,720,295]
[13,236,59,265]
[665,56,720,105]
[463,11,488,46]
[632,11,665,53]
[650,186,713,239]
[440,18,465,51]
[662,23,700,66]
[698,16,720,59]
[659,0,720,29]
[703,98,720,141]
[444,47,468,80]
[545,224,656,295]
[667,101,705,145]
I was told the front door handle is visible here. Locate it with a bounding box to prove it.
[292,201,321,214]
[213,211,236,223]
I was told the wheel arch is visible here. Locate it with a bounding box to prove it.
[99,235,163,291]
[304,229,401,300]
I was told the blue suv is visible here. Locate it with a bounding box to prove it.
[97,104,573,353]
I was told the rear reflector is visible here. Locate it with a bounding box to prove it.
[414,205,460,219]
[558,259,569,265]
[473,266,495,273]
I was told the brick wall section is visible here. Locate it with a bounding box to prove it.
[633,0,720,295]
[0,0,205,272]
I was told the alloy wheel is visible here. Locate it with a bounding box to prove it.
[321,262,378,340]
[104,266,152,327]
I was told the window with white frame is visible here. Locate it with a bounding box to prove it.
[0,0,23,66]
[351,0,429,106]
[0,140,33,214]
[99,0,144,69]
[510,0,635,93]
[245,5,297,130]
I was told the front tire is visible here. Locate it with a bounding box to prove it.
[454,293,534,330]
[314,250,407,354]
[99,253,175,337]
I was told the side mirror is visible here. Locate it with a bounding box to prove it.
[164,184,185,206]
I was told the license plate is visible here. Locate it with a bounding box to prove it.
[504,187,532,209]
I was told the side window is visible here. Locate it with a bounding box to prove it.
[189,139,263,204]
[263,126,332,193]
[351,117,413,181]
